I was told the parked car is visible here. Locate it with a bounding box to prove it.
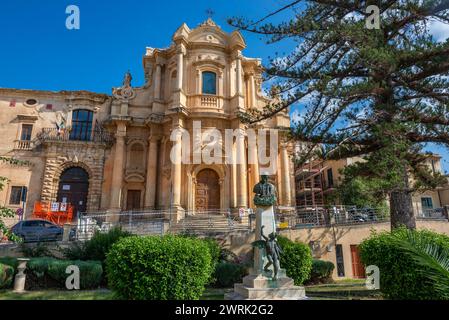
[10,219,74,243]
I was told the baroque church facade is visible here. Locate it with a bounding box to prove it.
[0,19,295,221]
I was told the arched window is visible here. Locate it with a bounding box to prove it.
[202,71,217,95]
[70,109,93,141]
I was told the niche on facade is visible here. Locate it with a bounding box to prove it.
[126,140,146,175]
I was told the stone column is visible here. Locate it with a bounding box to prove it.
[176,48,184,91]
[250,140,260,207]
[230,144,237,209]
[281,144,291,206]
[110,122,126,210]
[235,53,243,96]
[249,73,257,107]
[236,128,248,208]
[171,126,183,208]
[154,64,162,100]
[144,136,159,209]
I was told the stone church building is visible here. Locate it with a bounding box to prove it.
[0,19,295,221]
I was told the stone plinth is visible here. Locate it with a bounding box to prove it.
[225,270,306,300]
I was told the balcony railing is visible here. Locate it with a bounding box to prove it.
[14,140,33,151]
[37,127,114,145]
[187,95,223,109]
[417,208,448,220]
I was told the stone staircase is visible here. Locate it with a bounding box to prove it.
[169,214,251,235]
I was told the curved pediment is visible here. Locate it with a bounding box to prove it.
[171,19,246,50]
[125,172,145,183]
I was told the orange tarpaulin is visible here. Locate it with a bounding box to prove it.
[32,201,74,226]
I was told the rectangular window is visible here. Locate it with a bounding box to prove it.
[202,71,217,95]
[336,244,345,277]
[9,186,23,205]
[20,124,33,141]
[421,197,433,210]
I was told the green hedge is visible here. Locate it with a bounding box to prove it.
[213,262,247,288]
[106,235,214,300]
[0,263,14,289]
[0,257,103,290]
[307,260,335,284]
[63,227,131,264]
[359,228,449,300]
[277,236,313,285]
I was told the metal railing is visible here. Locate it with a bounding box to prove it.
[417,208,448,220]
[74,210,170,241]
[71,208,253,240]
[37,127,114,145]
[275,206,390,229]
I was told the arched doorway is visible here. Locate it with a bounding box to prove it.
[57,167,89,215]
[195,169,220,212]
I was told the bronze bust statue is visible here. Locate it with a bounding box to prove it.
[253,175,277,206]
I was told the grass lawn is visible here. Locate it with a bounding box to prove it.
[0,288,227,300]
[0,289,115,300]
[0,281,382,300]
[305,279,383,300]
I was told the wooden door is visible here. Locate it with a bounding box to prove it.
[195,169,220,212]
[57,167,89,216]
[350,245,366,279]
[126,190,141,211]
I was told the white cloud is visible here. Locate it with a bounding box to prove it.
[429,20,449,42]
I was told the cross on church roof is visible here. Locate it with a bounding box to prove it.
[206,8,215,19]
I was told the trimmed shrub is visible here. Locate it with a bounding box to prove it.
[25,258,103,290]
[106,235,214,300]
[277,236,313,285]
[0,257,18,269]
[359,228,449,300]
[20,242,54,258]
[307,260,335,284]
[202,238,221,268]
[0,263,14,289]
[63,227,131,264]
[213,262,247,288]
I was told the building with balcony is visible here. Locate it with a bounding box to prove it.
[0,19,296,223]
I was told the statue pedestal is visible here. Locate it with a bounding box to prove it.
[225,205,306,300]
[225,269,307,300]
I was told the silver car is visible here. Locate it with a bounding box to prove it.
[11,219,64,242]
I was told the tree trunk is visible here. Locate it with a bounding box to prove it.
[390,190,416,230]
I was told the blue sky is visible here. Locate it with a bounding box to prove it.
[0,1,448,172]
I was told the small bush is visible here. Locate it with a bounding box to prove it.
[213,262,247,288]
[63,227,131,264]
[106,235,213,300]
[359,227,449,300]
[202,238,221,268]
[20,242,54,258]
[0,263,14,289]
[0,257,18,269]
[277,236,313,285]
[26,258,103,290]
[307,260,335,284]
